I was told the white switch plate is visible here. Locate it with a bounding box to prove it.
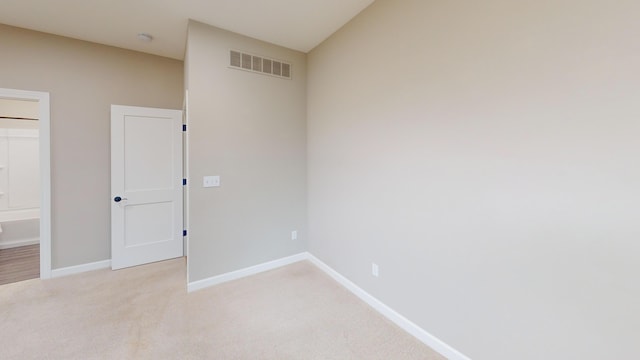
[291,230,298,240]
[372,263,379,277]
[203,176,220,188]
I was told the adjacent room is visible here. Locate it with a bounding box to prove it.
[0,98,40,285]
[1,0,638,359]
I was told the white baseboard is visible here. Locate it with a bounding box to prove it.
[187,252,308,292]
[307,253,472,360]
[51,259,111,278]
[184,251,469,359]
[41,251,469,359]
[0,237,39,249]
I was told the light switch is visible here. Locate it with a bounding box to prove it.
[203,176,220,188]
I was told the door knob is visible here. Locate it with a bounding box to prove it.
[114,196,127,202]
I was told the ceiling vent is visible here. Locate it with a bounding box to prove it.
[229,50,292,80]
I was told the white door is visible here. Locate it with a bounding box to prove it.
[111,105,183,270]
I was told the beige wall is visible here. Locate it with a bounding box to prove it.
[0,99,38,129]
[307,0,640,359]
[0,24,184,268]
[0,99,39,120]
[186,21,307,282]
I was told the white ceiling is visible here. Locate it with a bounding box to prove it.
[0,0,374,60]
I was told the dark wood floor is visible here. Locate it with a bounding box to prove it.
[0,244,39,285]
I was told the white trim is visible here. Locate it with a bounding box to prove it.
[185,251,470,359]
[51,259,111,278]
[0,237,39,249]
[187,252,307,292]
[0,88,51,279]
[307,253,472,360]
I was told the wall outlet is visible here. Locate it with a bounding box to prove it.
[291,230,298,240]
[372,263,379,277]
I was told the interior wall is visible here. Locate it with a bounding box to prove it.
[0,24,183,269]
[307,0,640,359]
[0,98,39,120]
[0,99,39,131]
[186,21,307,282]
[0,100,40,215]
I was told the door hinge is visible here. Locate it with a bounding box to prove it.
[182,124,187,132]
[183,230,187,236]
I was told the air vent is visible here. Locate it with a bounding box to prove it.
[263,59,272,74]
[230,51,241,68]
[229,50,292,79]
[252,56,262,72]
[273,61,282,76]
[241,53,252,70]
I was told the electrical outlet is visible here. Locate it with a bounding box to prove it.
[372,263,379,277]
[291,230,298,240]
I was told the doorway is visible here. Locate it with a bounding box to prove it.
[0,88,51,282]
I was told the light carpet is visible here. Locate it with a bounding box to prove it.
[0,258,445,359]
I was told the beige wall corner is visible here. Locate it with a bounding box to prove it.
[186,21,307,282]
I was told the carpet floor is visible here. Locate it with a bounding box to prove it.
[0,258,445,359]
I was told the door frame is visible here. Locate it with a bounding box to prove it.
[0,88,51,279]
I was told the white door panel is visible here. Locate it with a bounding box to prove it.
[111,105,183,270]
[124,115,175,191]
